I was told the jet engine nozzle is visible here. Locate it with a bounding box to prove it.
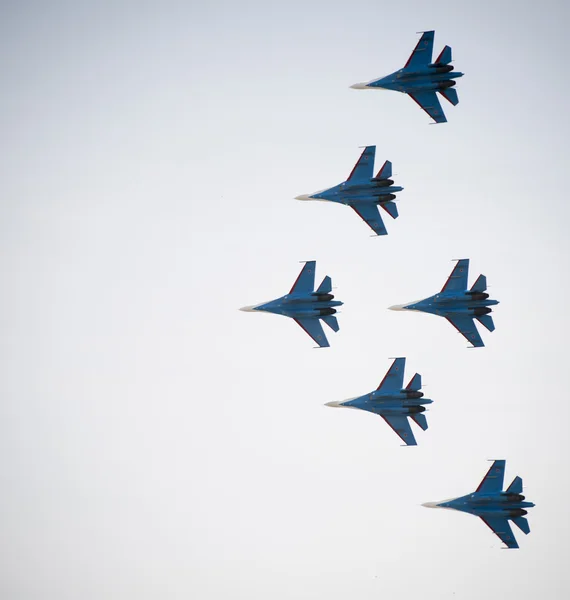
[318,307,337,316]
[405,390,424,399]
[438,80,456,89]
[472,307,492,316]
[407,406,426,414]
[372,178,395,187]
[467,292,489,301]
[313,293,334,302]
[508,508,528,518]
[505,494,525,503]
[429,64,454,74]
[377,194,396,204]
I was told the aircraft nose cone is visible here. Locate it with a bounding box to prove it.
[421,502,440,509]
[325,401,344,408]
[388,303,409,311]
[239,305,258,312]
[295,194,312,201]
[350,82,369,89]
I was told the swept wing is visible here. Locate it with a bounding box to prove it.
[347,146,375,182]
[446,316,484,348]
[376,357,406,392]
[289,261,316,294]
[480,517,519,549]
[382,415,417,446]
[409,91,447,124]
[351,204,388,236]
[475,460,506,493]
[441,259,469,292]
[293,317,329,348]
[403,31,434,69]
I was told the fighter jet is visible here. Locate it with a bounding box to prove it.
[240,261,342,348]
[389,259,498,348]
[325,358,432,445]
[423,460,535,549]
[350,30,463,123]
[295,146,403,237]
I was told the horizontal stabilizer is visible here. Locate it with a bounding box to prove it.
[475,314,495,332]
[440,87,459,106]
[410,413,428,431]
[512,516,530,535]
[381,201,399,220]
[470,274,487,293]
[406,373,422,391]
[322,314,339,332]
[316,276,332,294]
[506,476,523,495]
[375,159,392,180]
[435,45,452,65]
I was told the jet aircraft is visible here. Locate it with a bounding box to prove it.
[350,30,463,123]
[423,460,535,549]
[325,357,432,445]
[295,146,402,236]
[389,259,498,348]
[240,261,342,348]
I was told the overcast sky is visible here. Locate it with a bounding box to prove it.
[1,1,569,598]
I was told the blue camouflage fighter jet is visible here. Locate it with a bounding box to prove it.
[295,146,402,236]
[325,358,432,446]
[351,30,463,123]
[240,261,342,348]
[423,460,535,549]
[389,259,498,348]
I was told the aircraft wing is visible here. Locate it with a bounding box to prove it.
[347,146,375,182]
[480,517,519,549]
[446,316,484,348]
[441,259,469,292]
[289,261,316,293]
[377,357,405,392]
[409,91,447,124]
[293,317,329,348]
[382,415,417,446]
[404,31,434,69]
[351,204,387,236]
[475,460,506,493]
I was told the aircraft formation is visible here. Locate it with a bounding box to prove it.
[241,31,534,550]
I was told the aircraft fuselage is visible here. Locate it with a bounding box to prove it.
[338,391,433,417]
[311,182,403,206]
[369,69,464,94]
[251,293,343,319]
[404,293,499,317]
[439,493,536,518]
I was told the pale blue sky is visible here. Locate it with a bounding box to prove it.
[1,1,569,598]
